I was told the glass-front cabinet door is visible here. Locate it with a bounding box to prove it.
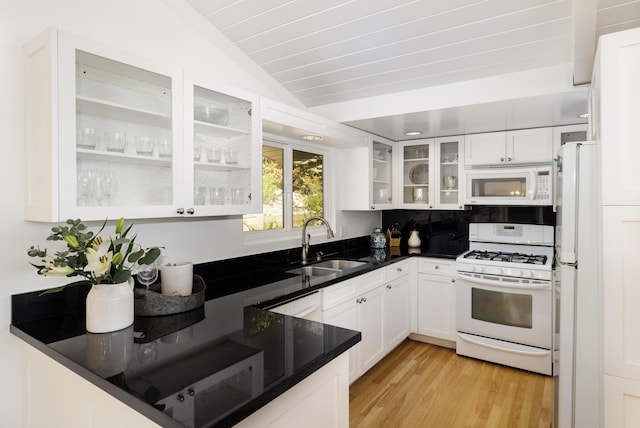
[435,136,464,209]
[185,78,261,216]
[371,139,393,208]
[398,139,434,209]
[69,51,179,217]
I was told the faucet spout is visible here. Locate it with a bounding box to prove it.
[301,216,334,265]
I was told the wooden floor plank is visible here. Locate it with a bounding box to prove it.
[349,339,553,428]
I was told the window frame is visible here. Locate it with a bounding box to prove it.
[242,133,334,246]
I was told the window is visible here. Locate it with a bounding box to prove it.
[243,139,326,233]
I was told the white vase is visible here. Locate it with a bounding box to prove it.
[408,230,422,248]
[85,279,134,333]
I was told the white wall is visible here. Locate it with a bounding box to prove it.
[0,0,378,425]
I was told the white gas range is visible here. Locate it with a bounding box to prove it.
[455,223,554,375]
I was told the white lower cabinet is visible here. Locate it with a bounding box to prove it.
[321,260,414,383]
[383,274,412,352]
[414,258,457,347]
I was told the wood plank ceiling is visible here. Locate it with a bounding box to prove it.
[186,0,640,139]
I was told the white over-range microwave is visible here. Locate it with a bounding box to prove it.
[463,165,552,206]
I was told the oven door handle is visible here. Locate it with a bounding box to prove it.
[455,272,551,290]
[457,332,550,357]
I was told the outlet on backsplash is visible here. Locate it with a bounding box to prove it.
[339,225,347,238]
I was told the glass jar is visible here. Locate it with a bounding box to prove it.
[370,228,386,249]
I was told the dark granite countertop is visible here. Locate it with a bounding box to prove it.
[11,292,361,428]
[10,237,462,427]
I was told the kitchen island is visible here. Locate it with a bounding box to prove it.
[11,283,360,427]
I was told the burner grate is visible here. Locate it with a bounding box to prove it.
[464,250,548,265]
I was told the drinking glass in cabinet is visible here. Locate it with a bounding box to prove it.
[77,127,97,149]
[77,170,96,206]
[231,187,244,204]
[224,148,239,164]
[205,146,221,163]
[195,186,207,205]
[194,139,203,161]
[108,132,127,153]
[94,171,118,206]
[210,187,225,205]
[135,137,155,156]
[157,139,172,158]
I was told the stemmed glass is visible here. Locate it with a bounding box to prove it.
[101,171,117,205]
[137,261,158,290]
[77,169,95,206]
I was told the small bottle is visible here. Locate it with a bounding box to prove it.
[370,228,386,249]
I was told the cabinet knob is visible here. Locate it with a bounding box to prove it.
[187,208,195,215]
[507,157,512,162]
[371,206,375,210]
[176,208,184,214]
[363,297,367,303]
[500,157,505,162]
[435,265,439,270]
[387,284,392,289]
[397,267,402,272]
[451,278,456,283]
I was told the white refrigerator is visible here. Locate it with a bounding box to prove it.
[554,141,602,427]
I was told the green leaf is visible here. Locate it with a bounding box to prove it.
[139,247,161,265]
[112,270,131,284]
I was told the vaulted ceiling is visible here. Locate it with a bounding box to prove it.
[185,0,640,140]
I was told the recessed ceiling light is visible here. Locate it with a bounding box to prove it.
[302,135,322,141]
[405,131,423,136]
[578,112,589,119]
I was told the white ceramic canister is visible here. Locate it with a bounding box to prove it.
[160,262,194,296]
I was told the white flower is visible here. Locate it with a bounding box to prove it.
[41,264,74,276]
[84,237,113,277]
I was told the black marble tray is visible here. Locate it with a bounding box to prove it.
[134,275,206,317]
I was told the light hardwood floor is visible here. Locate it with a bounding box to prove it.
[349,339,553,428]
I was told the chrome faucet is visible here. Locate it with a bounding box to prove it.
[301,216,334,264]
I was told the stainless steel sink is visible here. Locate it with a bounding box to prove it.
[286,259,368,277]
[286,265,341,276]
[312,259,368,270]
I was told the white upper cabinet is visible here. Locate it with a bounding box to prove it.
[465,128,552,167]
[434,136,464,210]
[397,139,435,209]
[184,76,261,216]
[340,136,394,210]
[24,28,260,222]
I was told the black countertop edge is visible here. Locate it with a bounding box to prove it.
[10,315,362,428]
[9,324,182,427]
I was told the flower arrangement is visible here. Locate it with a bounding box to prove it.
[27,218,161,294]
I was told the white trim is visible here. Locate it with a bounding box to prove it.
[243,135,334,248]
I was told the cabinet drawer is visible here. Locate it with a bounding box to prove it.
[322,279,358,311]
[417,258,455,275]
[322,269,385,310]
[357,268,386,294]
[385,260,412,282]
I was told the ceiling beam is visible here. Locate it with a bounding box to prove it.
[572,0,598,85]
